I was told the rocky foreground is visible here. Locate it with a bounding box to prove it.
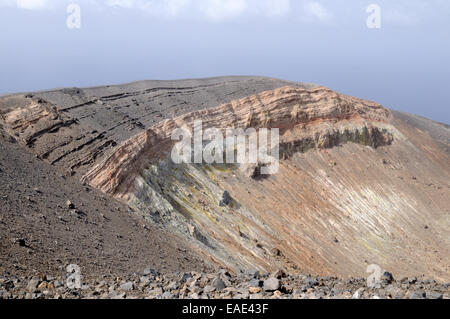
[1,269,448,299]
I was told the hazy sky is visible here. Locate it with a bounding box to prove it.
[1,0,449,123]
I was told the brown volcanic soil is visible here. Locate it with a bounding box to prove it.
[0,130,212,279]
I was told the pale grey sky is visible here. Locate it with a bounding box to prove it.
[1,0,449,123]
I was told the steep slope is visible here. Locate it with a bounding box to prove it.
[80,85,449,281]
[1,77,448,282]
[0,128,212,279]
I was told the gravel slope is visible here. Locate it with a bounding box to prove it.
[0,131,212,280]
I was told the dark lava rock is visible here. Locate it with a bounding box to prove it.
[219,191,232,207]
[381,272,394,284]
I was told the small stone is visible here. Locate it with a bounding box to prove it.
[66,200,75,209]
[270,248,281,257]
[143,267,159,277]
[385,285,404,298]
[27,278,40,292]
[120,282,134,291]
[38,273,46,281]
[165,281,179,291]
[425,291,443,299]
[37,282,47,290]
[400,277,409,283]
[263,278,280,292]
[180,273,193,283]
[139,276,151,287]
[408,290,425,299]
[272,290,282,298]
[111,292,126,299]
[303,277,319,289]
[213,277,226,291]
[3,280,14,291]
[249,287,261,294]
[148,287,163,298]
